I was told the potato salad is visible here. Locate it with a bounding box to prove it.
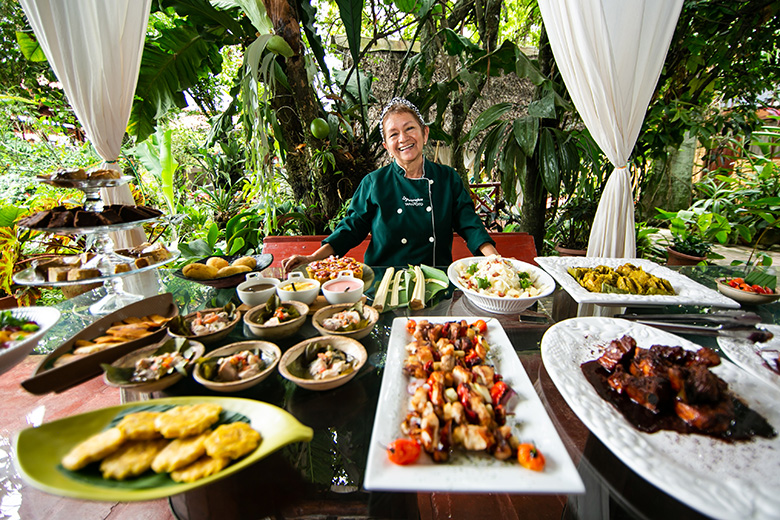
[455,255,540,298]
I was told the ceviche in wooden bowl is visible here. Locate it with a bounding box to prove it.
[102,337,204,393]
[168,304,240,345]
[279,336,367,391]
[312,302,379,340]
[194,341,281,392]
[243,296,308,340]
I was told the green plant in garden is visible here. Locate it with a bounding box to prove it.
[133,128,179,215]
[635,221,665,263]
[656,207,731,258]
[552,197,599,251]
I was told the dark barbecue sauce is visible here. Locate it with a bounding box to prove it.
[581,360,777,442]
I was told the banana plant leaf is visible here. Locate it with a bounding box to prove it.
[57,403,249,489]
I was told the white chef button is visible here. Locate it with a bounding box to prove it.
[426,206,431,212]
[429,179,434,185]
[429,237,434,243]
[397,208,403,214]
[401,238,407,244]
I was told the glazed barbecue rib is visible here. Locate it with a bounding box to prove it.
[598,336,733,433]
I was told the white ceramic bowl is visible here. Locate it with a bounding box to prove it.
[103,338,205,393]
[448,256,556,314]
[237,273,280,307]
[193,340,281,393]
[321,270,365,305]
[716,279,780,306]
[312,303,379,340]
[278,335,367,391]
[276,271,320,305]
[243,300,309,340]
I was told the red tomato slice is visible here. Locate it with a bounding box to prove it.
[517,443,545,471]
[387,438,421,465]
[472,319,488,334]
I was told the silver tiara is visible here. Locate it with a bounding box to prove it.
[379,97,427,139]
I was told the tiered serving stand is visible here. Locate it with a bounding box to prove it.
[13,175,178,315]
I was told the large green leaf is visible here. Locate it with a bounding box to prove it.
[159,129,178,214]
[334,0,364,65]
[442,28,481,56]
[467,102,513,141]
[513,116,539,156]
[527,91,556,118]
[209,0,272,33]
[393,0,420,14]
[15,31,47,62]
[333,68,376,108]
[0,207,25,228]
[538,129,560,197]
[468,40,517,76]
[129,23,222,141]
[164,0,247,37]
[299,0,331,84]
[515,46,546,86]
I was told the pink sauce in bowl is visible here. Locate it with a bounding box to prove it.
[324,280,362,293]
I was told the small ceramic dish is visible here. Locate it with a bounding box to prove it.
[276,272,320,305]
[716,279,780,306]
[321,270,365,305]
[312,303,379,340]
[167,307,241,345]
[193,340,281,393]
[243,300,309,340]
[103,337,205,393]
[278,336,367,391]
[237,273,280,307]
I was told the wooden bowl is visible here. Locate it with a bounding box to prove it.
[168,307,241,345]
[312,304,379,340]
[278,336,367,391]
[243,301,309,340]
[193,341,281,393]
[103,338,205,393]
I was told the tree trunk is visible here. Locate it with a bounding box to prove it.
[262,0,375,232]
[519,26,554,252]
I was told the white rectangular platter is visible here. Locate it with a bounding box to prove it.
[364,316,584,494]
[542,317,780,520]
[535,256,739,308]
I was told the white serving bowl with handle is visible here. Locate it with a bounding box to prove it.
[276,271,320,305]
[321,270,364,305]
[237,273,280,307]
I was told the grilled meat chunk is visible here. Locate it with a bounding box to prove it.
[598,335,637,371]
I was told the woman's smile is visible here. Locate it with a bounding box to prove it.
[383,112,429,175]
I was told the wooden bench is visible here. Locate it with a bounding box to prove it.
[261,232,537,268]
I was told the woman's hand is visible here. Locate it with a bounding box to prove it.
[281,254,310,274]
[281,244,335,274]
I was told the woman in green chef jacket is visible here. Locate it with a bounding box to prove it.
[281,98,498,271]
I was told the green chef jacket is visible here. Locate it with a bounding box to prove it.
[323,160,494,267]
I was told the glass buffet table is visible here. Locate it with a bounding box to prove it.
[6,264,780,520]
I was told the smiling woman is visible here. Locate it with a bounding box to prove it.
[282,98,498,270]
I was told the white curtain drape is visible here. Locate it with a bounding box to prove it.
[20,0,152,249]
[538,0,683,258]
